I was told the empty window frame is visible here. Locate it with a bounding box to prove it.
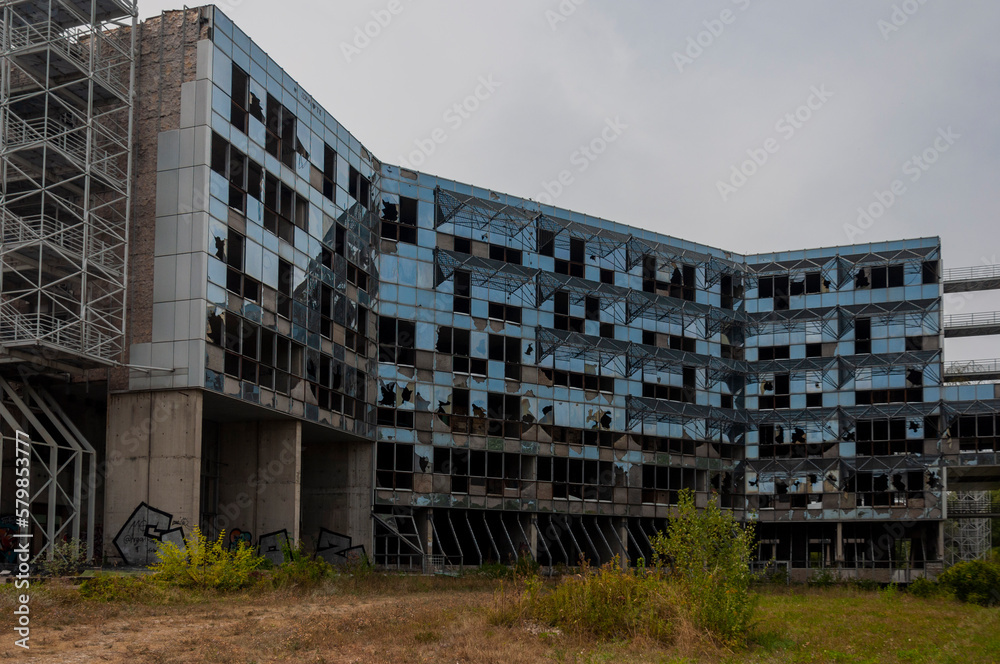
[948,414,999,453]
[453,270,471,314]
[553,290,584,333]
[488,334,521,380]
[437,326,486,376]
[641,367,696,404]
[544,368,614,393]
[489,243,522,265]
[641,330,697,353]
[854,317,872,354]
[488,301,522,325]
[643,256,696,302]
[486,392,522,439]
[211,133,261,212]
[277,259,293,318]
[265,93,297,168]
[263,173,308,242]
[555,238,586,277]
[757,274,790,310]
[229,63,261,133]
[223,229,260,302]
[376,442,414,490]
[348,166,371,207]
[221,314,260,383]
[380,195,418,244]
[759,373,790,409]
[855,418,921,456]
[379,317,415,366]
[855,264,905,289]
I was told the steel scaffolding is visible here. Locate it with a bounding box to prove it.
[946,491,993,564]
[0,0,136,368]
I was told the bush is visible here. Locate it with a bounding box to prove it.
[266,541,335,589]
[491,558,673,642]
[151,527,265,591]
[78,574,156,602]
[36,539,90,577]
[907,576,939,599]
[651,489,757,646]
[807,568,838,588]
[937,560,1000,606]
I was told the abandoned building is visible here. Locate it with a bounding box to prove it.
[1,1,998,580]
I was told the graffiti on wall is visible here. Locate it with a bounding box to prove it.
[258,529,290,566]
[228,528,252,550]
[315,528,365,565]
[112,503,184,566]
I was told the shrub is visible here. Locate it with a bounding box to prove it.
[491,558,673,642]
[907,576,939,599]
[78,574,155,602]
[36,539,90,577]
[937,560,1000,606]
[151,527,265,591]
[807,568,838,588]
[267,541,335,589]
[651,489,757,646]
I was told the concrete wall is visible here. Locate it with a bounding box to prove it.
[301,438,372,553]
[104,390,203,561]
[216,420,301,544]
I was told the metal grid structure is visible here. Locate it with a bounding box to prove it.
[0,0,136,368]
[946,491,993,564]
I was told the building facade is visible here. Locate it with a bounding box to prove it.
[2,3,997,578]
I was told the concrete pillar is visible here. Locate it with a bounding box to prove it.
[836,522,844,567]
[255,420,301,544]
[215,420,300,546]
[300,436,372,552]
[617,518,629,563]
[528,515,539,561]
[104,390,203,560]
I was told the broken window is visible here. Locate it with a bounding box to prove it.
[948,414,1000,453]
[855,418,920,456]
[720,274,743,309]
[641,330,697,353]
[489,243,522,265]
[600,268,614,285]
[346,262,369,292]
[230,63,254,133]
[544,369,614,393]
[759,373,790,409]
[757,345,791,361]
[856,263,905,290]
[537,229,555,257]
[453,236,471,254]
[376,442,413,490]
[348,166,371,207]
[854,317,871,354]
[223,229,259,302]
[486,392,522,438]
[381,195,417,244]
[439,327,485,376]
[322,143,336,202]
[488,334,521,380]
[553,290,584,333]
[221,314,260,384]
[277,259,293,318]
[210,133,261,213]
[555,238,586,277]
[453,270,471,314]
[488,302,521,325]
[758,274,789,310]
[642,256,696,302]
[379,317,415,366]
[922,260,938,284]
[263,173,298,242]
[264,94,297,169]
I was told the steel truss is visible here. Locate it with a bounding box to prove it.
[0,372,96,562]
[945,491,992,564]
[0,0,136,368]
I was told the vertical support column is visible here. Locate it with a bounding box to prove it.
[618,518,630,563]
[216,422,259,538]
[528,515,539,561]
[104,390,203,559]
[254,420,301,544]
[836,522,844,567]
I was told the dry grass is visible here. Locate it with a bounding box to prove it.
[0,577,996,663]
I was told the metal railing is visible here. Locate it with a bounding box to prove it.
[948,496,1000,516]
[0,210,123,274]
[944,311,1000,329]
[944,264,1000,283]
[944,358,1000,378]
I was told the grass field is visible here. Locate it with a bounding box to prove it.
[0,576,997,663]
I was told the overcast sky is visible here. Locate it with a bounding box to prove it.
[139,0,1000,360]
